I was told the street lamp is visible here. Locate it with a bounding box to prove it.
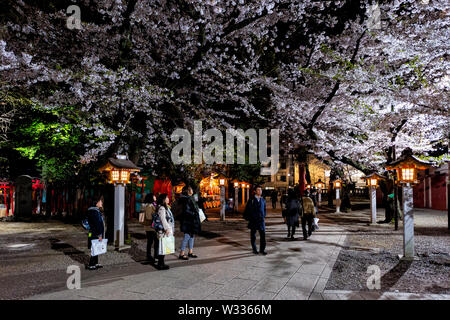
[363,173,385,224]
[99,155,141,250]
[333,179,342,213]
[386,148,432,260]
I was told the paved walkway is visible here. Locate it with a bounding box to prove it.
[26,208,450,300]
[28,211,346,300]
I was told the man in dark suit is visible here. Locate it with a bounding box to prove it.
[244,185,267,255]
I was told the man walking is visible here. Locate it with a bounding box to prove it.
[244,185,267,255]
[301,194,316,240]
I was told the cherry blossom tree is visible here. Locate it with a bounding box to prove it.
[0,0,448,181]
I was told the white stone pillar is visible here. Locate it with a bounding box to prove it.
[370,186,377,224]
[402,183,415,259]
[335,189,340,213]
[246,188,249,204]
[114,184,125,248]
[220,186,226,221]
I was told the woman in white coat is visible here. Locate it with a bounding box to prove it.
[155,193,175,270]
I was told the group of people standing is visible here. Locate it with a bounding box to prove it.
[141,185,201,270]
[84,184,320,271]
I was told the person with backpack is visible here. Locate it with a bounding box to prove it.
[154,193,175,270]
[86,196,105,270]
[283,189,301,240]
[301,194,316,240]
[141,193,158,263]
[177,185,201,260]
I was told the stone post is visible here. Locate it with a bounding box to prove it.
[114,184,125,249]
[401,183,415,260]
[370,186,377,224]
[335,188,340,213]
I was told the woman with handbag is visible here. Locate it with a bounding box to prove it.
[141,193,158,263]
[155,193,175,270]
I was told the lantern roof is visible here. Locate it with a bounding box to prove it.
[385,148,432,170]
[99,157,141,172]
[363,173,386,180]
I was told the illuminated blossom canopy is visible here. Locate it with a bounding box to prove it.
[1,0,448,179]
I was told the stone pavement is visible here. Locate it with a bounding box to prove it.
[28,211,346,300]
[18,208,450,300]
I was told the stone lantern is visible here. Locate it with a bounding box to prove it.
[315,179,325,205]
[333,179,343,213]
[362,173,385,224]
[386,148,432,260]
[99,155,141,249]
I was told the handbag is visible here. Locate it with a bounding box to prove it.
[81,218,90,231]
[139,212,145,224]
[152,212,164,231]
[313,217,319,230]
[198,209,206,223]
[91,239,108,256]
[158,235,175,255]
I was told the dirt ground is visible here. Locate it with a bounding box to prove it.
[323,208,450,294]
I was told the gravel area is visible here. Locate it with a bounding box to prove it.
[324,208,450,294]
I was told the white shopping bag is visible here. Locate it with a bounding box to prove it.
[158,235,175,255]
[138,211,145,224]
[198,209,206,223]
[91,239,108,256]
[313,218,319,230]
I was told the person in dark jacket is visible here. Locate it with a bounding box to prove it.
[177,185,201,260]
[244,185,267,255]
[283,189,301,240]
[86,196,105,270]
[271,190,278,209]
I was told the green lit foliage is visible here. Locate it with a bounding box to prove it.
[8,96,88,182]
